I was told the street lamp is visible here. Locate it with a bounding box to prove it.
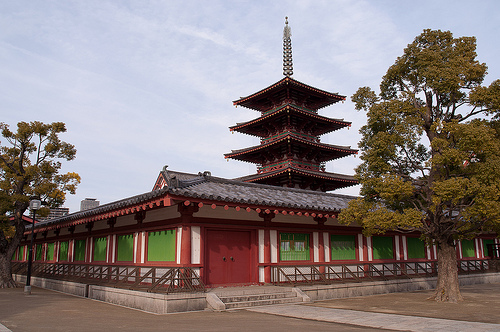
[24,199,41,295]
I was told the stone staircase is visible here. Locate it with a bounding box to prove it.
[206,286,310,311]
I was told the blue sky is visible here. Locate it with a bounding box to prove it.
[1,0,499,213]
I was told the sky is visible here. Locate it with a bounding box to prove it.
[1,0,499,213]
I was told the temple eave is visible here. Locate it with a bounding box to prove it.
[233,77,346,111]
[236,167,358,191]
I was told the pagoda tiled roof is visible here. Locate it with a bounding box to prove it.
[229,104,351,137]
[225,133,357,163]
[233,77,346,111]
[236,166,358,189]
[27,171,356,231]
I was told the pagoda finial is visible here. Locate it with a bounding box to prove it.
[283,17,293,77]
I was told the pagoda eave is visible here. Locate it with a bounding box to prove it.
[224,135,358,163]
[236,167,358,191]
[233,77,346,112]
[229,104,351,137]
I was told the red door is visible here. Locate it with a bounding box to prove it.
[206,230,251,285]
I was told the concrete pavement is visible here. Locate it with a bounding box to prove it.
[248,304,499,331]
[2,282,500,331]
[247,282,500,331]
[0,286,388,332]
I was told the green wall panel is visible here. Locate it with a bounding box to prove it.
[74,239,86,262]
[280,233,310,261]
[461,239,475,258]
[331,234,356,260]
[407,237,426,259]
[59,241,69,261]
[372,236,394,260]
[93,237,107,262]
[18,246,24,261]
[46,243,54,261]
[147,230,176,262]
[117,234,134,262]
[35,244,43,261]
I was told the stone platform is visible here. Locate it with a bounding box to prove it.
[13,272,500,314]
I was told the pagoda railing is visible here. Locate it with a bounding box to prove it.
[270,259,498,285]
[11,262,205,293]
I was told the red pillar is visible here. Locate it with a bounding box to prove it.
[180,225,191,266]
[319,232,325,262]
[178,204,199,266]
[68,240,73,262]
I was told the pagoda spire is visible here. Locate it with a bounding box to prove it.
[283,17,293,77]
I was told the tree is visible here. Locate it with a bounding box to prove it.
[0,121,80,288]
[338,29,500,302]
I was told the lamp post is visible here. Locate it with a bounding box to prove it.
[24,199,41,295]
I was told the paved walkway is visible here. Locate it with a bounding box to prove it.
[2,283,500,331]
[248,305,500,331]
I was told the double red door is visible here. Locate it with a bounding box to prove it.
[206,230,252,285]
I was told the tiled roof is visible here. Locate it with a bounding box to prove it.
[229,104,351,137]
[29,171,357,230]
[31,188,170,229]
[225,133,357,162]
[233,77,345,109]
[169,174,356,211]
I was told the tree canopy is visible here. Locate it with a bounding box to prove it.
[0,121,80,288]
[338,29,500,302]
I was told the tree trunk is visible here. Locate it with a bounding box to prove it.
[431,241,463,302]
[0,251,17,288]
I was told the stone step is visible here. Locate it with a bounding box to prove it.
[220,292,296,303]
[224,295,302,309]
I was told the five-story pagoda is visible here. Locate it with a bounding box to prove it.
[225,18,358,191]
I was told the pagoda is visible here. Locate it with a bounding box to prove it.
[225,18,358,192]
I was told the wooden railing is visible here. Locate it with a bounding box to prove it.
[11,262,205,293]
[271,260,497,285]
[12,258,499,290]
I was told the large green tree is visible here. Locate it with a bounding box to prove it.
[0,121,80,288]
[339,29,500,302]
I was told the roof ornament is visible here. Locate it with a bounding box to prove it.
[283,17,293,77]
[197,170,212,178]
[161,165,179,188]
